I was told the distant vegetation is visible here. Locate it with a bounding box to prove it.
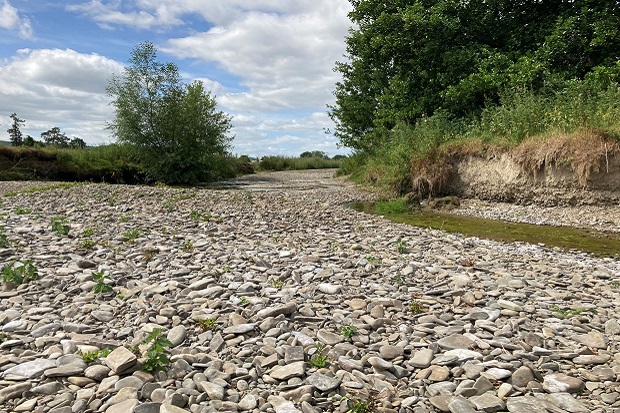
[256,151,344,171]
[331,1,620,196]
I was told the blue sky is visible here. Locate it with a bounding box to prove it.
[0,0,352,156]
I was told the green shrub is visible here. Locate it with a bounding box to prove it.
[50,217,70,236]
[141,328,172,372]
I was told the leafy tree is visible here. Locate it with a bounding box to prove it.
[300,150,328,159]
[41,127,69,147]
[106,41,233,184]
[22,135,35,147]
[69,137,86,149]
[331,0,620,152]
[7,113,25,146]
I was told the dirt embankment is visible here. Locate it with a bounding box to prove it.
[434,133,620,206]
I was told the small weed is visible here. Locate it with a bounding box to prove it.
[1,261,38,284]
[92,271,113,294]
[79,239,97,250]
[309,342,331,368]
[141,328,172,372]
[51,216,70,236]
[80,228,95,237]
[395,238,407,254]
[346,397,375,413]
[116,294,126,300]
[142,249,158,262]
[123,228,141,242]
[270,277,285,289]
[164,201,175,213]
[118,214,131,223]
[341,325,358,340]
[108,197,116,206]
[0,226,8,248]
[365,255,381,265]
[551,306,593,316]
[80,348,111,364]
[610,281,620,288]
[239,297,250,306]
[181,241,194,252]
[13,206,31,215]
[0,333,10,343]
[194,317,218,332]
[408,300,425,314]
[392,273,405,286]
[355,225,365,231]
[246,192,254,204]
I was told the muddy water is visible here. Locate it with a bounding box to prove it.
[351,202,620,258]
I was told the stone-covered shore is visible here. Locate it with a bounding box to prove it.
[0,170,619,413]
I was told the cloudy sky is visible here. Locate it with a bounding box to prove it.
[0,0,353,156]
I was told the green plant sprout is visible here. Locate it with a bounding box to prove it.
[1,261,38,284]
[92,271,113,294]
[51,216,70,236]
[141,328,172,372]
[194,317,218,332]
[342,325,358,340]
[308,342,331,368]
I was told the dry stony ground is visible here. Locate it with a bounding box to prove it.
[0,170,619,413]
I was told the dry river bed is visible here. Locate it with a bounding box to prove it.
[0,170,619,413]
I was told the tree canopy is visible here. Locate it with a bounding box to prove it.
[330,0,620,151]
[107,41,233,184]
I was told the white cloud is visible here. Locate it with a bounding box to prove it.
[0,0,33,39]
[0,49,124,143]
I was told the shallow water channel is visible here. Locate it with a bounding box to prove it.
[351,202,620,258]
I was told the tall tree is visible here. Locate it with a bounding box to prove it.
[107,41,233,184]
[330,0,620,151]
[41,127,69,147]
[7,113,25,146]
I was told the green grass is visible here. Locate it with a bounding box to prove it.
[257,156,342,171]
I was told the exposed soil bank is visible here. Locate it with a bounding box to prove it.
[446,152,620,206]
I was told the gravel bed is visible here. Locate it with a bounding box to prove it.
[0,170,618,413]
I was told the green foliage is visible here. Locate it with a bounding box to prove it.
[300,150,328,159]
[408,300,425,315]
[238,297,250,306]
[341,325,357,340]
[374,199,410,215]
[346,397,375,413]
[41,127,69,147]
[181,241,194,252]
[80,348,111,364]
[395,238,407,254]
[122,229,141,242]
[392,273,405,286]
[79,239,97,250]
[194,317,218,332]
[308,342,331,368]
[107,41,234,184]
[141,328,172,372]
[331,0,620,151]
[92,271,113,294]
[50,216,70,236]
[257,156,342,171]
[7,113,25,147]
[551,306,594,317]
[270,277,285,289]
[2,260,38,284]
[13,206,31,215]
[0,226,8,248]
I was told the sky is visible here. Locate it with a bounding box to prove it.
[0,0,353,156]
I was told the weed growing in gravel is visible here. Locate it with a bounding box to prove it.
[92,271,113,294]
[551,306,594,316]
[181,241,194,252]
[341,325,358,340]
[365,255,381,265]
[0,333,10,343]
[0,226,8,248]
[164,201,175,213]
[239,297,250,306]
[395,238,407,254]
[610,281,620,289]
[346,396,375,413]
[194,317,218,332]
[3,182,81,198]
[108,197,116,206]
[79,239,97,250]
[142,249,159,262]
[1,261,38,284]
[141,328,172,372]
[392,273,405,286]
[80,348,111,364]
[14,206,31,215]
[408,300,425,314]
[308,342,331,368]
[123,228,141,242]
[51,216,70,236]
[80,228,95,237]
[270,277,285,289]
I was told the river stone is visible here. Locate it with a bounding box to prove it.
[134,403,162,413]
[105,346,137,374]
[160,404,191,413]
[316,329,342,345]
[510,366,534,388]
[167,325,187,347]
[572,354,610,365]
[438,334,475,350]
[379,345,404,359]
[223,323,256,334]
[2,359,56,379]
[410,348,434,368]
[256,302,297,319]
[199,382,225,400]
[270,361,306,380]
[306,372,341,392]
[469,392,506,412]
[506,396,547,413]
[574,331,607,349]
[268,396,303,413]
[546,393,589,413]
[543,374,585,393]
[239,394,258,410]
[448,396,477,413]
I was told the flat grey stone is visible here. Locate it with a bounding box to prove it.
[2,359,56,379]
[270,361,305,380]
[306,372,341,392]
[167,325,187,347]
[256,302,297,319]
[410,348,434,368]
[469,392,506,412]
[543,374,585,393]
[105,346,137,374]
[222,323,256,334]
[437,334,474,350]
